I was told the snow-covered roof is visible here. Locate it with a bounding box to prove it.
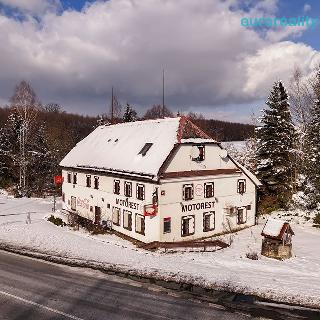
[261,218,294,239]
[60,117,181,178]
[181,138,216,144]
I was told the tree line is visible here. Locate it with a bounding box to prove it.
[0,81,253,196]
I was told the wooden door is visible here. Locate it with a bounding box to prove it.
[94,206,101,225]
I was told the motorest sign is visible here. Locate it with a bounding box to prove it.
[180,201,215,213]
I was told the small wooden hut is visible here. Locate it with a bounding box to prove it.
[261,218,294,260]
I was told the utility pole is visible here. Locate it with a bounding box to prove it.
[162,69,165,118]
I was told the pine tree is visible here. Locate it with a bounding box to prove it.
[123,104,137,122]
[256,81,296,206]
[304,71,320,207]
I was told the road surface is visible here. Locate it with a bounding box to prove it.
[0,250,319,320]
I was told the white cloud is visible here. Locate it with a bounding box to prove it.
[0,0,317,117]
[304,3,311,13]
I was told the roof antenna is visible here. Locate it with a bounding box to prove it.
[162,69,165,118]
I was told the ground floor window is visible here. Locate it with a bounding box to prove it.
[135,214,145,235]
[123,210,132,231]
[71,196,76,211]
[203,211,215,232]
[181,215,195,237]
[237,207,247,224]
[112,207,121,226]
[163,217,171,234]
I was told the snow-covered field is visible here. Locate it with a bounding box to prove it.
[0,195,319,308]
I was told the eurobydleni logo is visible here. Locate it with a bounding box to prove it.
[241,16,319,29]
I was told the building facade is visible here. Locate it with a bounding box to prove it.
[60,117,261,243]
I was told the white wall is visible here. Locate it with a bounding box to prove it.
[157,174,256,242]
[61,170,160,243]
[165,144,237,172]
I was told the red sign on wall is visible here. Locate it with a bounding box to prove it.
[54,175,63,185]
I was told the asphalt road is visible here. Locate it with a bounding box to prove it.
[0,250,258,320]
[0,250,319,320]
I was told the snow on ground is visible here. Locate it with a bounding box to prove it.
[0,196,319,308]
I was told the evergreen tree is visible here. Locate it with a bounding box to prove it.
[304,71,320,207]
[256,81,296,206]
[123,104,137,122]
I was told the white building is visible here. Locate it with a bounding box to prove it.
[60,117,261,243]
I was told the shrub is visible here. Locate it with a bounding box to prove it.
[246,251,259,260]
[313,213,320,226]
[257,195,281,216]
[48,215,66,227]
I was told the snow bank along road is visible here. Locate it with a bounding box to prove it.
[0,250,264,320]
[0,197,320,311]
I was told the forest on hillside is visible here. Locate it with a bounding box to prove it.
[0,80,253,197]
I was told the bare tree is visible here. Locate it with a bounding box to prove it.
[143,105,173,120]
[10,80,41,194]
[109,88,122,123]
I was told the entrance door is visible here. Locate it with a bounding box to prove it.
[71,196,76,211]
[94,206,101,225]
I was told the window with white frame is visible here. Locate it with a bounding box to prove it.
[204,182,214,198]
[237,207,247,224]
[135,214,145,235]
[112,207,121,226]
[163,217,171,234]
[113,179,120,195]
[181,215,195,236]
[203,211,215,232]
[94,176,99,190]
[73,173,77,185]
[86,175,91,187]
[123,210,132,231]
[136,184,145,200]
[124,181,132,197]
[237,179,246,194]
[67,172,71,183]
[192,145,205,162]
[183,184,194,201]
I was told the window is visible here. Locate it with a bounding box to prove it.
[86,175,91,188]
[246,204,251,210]
[62,193,65,203]
[123,210,132,231]
[237,179,246,194]
[114,180,120,195]
[181,215,195,236]
[112,207,120,226]
[138,143,153,156]
[163,217,171,234]
[192,145,205,162]
[94,176,99,190]
[73,173,77,185]
[136,184,145,200]
[204,182,214,198]
[67,172,71,183]
[124,181,132,197]
[183,184,194,201]
[237,207,247,224]
[203,211,215,232]
[135,214,145,235]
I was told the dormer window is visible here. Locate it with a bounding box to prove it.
[192,145,205,162]
[138,143,153,156]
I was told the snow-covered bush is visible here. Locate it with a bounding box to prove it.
[246,251,259,260]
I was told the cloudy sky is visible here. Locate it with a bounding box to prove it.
[0,0,320,122]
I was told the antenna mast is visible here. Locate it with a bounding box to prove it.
[162,69,165,118]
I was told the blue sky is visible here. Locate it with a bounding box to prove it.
[0,0,319,123]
